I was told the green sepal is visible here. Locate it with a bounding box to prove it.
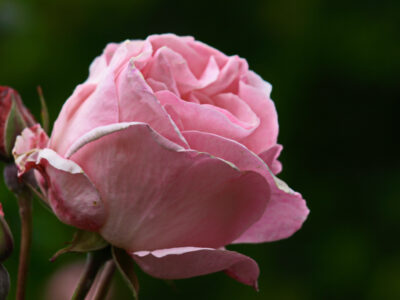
[4,97,28,156]
[0,216,14,262]
[50,230,108,261]
[112,246,139,299]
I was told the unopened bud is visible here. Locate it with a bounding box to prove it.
[0,86,35,162]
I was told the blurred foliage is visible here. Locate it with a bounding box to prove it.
[0,0,399,299]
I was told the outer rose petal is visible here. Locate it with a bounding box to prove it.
[238,71,279,155]
[115,62,189,148]
[49,67,119,156]
[14,129,105,231]
[183,131,309,243]
[258,144,283,175]
[39,150,105,231]
[131,247,259,288]
[89,40,152,84]
[69,122,269,251]
[86,44,116,83]
[13,124,49,156]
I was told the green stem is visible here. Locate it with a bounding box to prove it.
[71,251,108,300]
[16,192,32,300]
[92,260,116,300]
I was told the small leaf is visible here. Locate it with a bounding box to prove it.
[50,230,108,261]
[112,247,139,299]
[37,86,49,134]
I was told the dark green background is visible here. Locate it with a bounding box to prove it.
[1,0,399,299]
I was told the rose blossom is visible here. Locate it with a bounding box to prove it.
[14,34,309,288]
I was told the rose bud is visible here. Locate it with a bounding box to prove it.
[0,86,35,162]
[0,203,14,262]
[14,34,309,289]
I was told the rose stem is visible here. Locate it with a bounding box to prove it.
[92,260,116,300]
[16,192,32,300]
[71,252,107,300]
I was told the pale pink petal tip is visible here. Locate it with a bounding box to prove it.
[131,247,259,288]
[12,125,105,231]
[183,131,309,244]
[259,144,283,175]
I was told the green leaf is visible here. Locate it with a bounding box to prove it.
[112,247,139,299]
[4,98,27,155]
[50,230,108,261]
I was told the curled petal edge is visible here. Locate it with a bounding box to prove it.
[68,122,269,251]
[14,130,105,231]
[183,130,309,243]
[131,247,259,289]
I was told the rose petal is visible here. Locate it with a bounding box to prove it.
[200,55,248,95]
[49,40,157,156]
[148,34,226,78]
[131,247,259,288]
[156,90,257,141]
[13,124,49,157]
[145,46,219,95]
[108,40,153,77]
[115,62,188,148]
[16,148,105,231]
[87,43,119,83]
[69,122,269,251]
[183,131,309,243]
[49,68,119,156]
[238,71,279,154]
[145,78,169,93]
[212,93,260,129]
[258,144,283,175]
[89,40,153,84]
[187,90,214,105]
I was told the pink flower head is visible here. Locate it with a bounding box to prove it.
[14,34,309,288]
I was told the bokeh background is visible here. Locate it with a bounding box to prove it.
[0,0,399,299]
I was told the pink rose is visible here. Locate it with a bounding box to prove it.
[14,34,309,288]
